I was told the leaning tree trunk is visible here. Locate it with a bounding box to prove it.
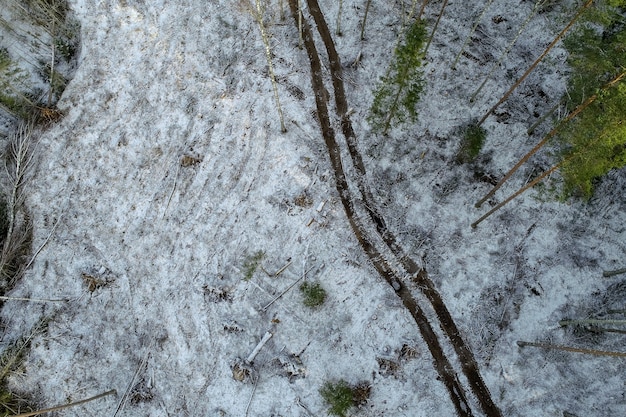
[451,0,495,70]
[470,0,543,101]
[471,118,621,228]
[474,70,626,208]
[477,0,594,127]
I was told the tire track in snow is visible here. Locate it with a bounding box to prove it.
[288,1,502,416]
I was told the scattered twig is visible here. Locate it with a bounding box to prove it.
[246,331,273,364]
[261,265,315,312]
[244,374,259,417]
[360,0,372,40]
[9,389,116,417]
[0,295,67,302]
[47,19,56,107]
[603,268,626,278]
[559,318,626,327]
[295,396,315,416]
[113,346,150,417]
[274,259,292,277]
[23,213,62,272]
[517,341,626,357]
[163,164,180,218]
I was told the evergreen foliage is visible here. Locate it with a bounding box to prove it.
[559,1,626,198]
[559,83,626,198]
[242,250,265,280]
[299,281,326,307]
[368,19,427,135]
[319,380,354,417]
[0,49,34,119]
[456,122,487,164]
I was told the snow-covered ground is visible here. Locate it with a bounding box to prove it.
[2,0,625,416]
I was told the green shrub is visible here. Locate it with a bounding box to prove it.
[242,250,265,280]
[456,122,486,164]
[0,49,34,119]
[299,281,326,307]
[558,1,626,198]
[368,19,427,135]
[319,380,354,417]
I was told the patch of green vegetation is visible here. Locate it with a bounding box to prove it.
[37,62,67,97]
[456,122,486,164]
[242,250,265,280]
[559,84,626,198]
[319,380,354,417]
[319,379,371,416]
[0,0,80,120]
[0,49,35,120]
[558,0,626,198]
[299,281,326,307]
[0,49,10,72]
[55,26,80,62]
[368,19,427,135]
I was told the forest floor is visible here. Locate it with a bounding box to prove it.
[1,0,625,416]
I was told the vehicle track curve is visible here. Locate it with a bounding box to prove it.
[287,1,502,416]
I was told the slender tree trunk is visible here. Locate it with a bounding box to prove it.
[471,119,620,227]
[252,0,287,132]
[360,0,372,40]
[477,0,594,127]
[474,70,626,208]
[470,0,542,100]
[451,0,495,70]
[47,19,56,107]
[472,161,562,228]
[336,0,343,35]
[603,268,626,277]
[423,0,448,55]
[417,0,430,20]
[278,0,285,20]
[559,318,626,326]
[12,390,117,417]
[527,100,561,135]
[517,341,626,357]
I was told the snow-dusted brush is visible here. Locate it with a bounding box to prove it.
[0,121,37,293]
[242,0,288,133]
[0,0,79,121]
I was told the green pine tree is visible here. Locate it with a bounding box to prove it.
[560,83,626,198]
[558,0,626,198]
[368,19,427,135]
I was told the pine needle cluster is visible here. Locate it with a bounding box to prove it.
[559,1,626,198]
[369,19,427,135]
[319,379,371,416]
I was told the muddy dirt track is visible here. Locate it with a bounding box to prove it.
[287,1,503,416]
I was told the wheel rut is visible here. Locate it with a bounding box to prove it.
[287,2,502,416]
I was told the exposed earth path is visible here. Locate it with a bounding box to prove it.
[288,1,502,416]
